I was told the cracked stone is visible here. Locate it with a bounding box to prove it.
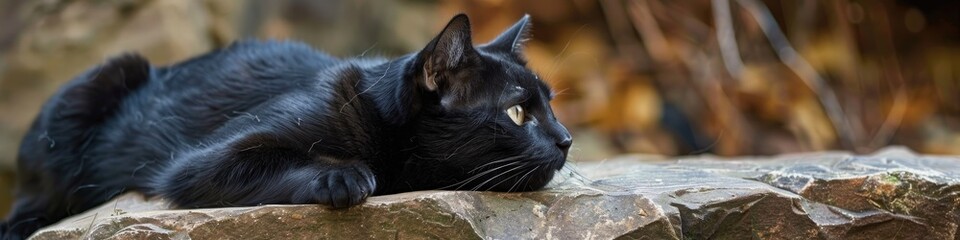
[31,147,960,239]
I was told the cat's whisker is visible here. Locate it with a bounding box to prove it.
[544,24,587,81]
[565,146,585,162]
[471,163,527,191]
[444,161,522,190]
[561,163,593,184]
[468,155,525,174]
[510,166,540,192]
[546,51,602,82]
[552,88,571,97]
[444,136,482,160]
[449,171,500,191]
[521,165,538,190]
[484,164,533,192]
[457,162,521,189]
[455,159,530,191]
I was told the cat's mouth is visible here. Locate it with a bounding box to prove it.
[551,143,571,171]
[551,152,568,171]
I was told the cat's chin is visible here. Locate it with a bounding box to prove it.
[523,168,559,191]
[496,154,566,192]
[540,147,569,171]
[554,151,570,170]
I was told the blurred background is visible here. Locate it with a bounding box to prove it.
[0,0,958,216]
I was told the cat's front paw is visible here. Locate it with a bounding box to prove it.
[313,164,377,209]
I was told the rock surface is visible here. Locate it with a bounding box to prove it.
[30,147,960,239]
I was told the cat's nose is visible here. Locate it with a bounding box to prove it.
[556,137,572,152]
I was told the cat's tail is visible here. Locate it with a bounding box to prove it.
[1,54,152,240]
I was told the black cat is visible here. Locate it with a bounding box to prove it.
[0,14,571,239]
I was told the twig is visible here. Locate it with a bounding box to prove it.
[629,0,753,154]
[627,0,672,64]
[735,0,858,149]
[600,0,646,67]
[871,90,909,149]
[712,0,745,80]
[866,2,909,150]
[680,47,753,154]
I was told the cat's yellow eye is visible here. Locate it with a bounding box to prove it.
[507,105,524,125]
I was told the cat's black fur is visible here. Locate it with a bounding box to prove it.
[0,14,571,239]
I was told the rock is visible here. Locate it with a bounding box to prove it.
[29,147,959,239]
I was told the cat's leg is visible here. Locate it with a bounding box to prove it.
[152,133,377,209]
[1,197,44,240]
[1,55,152,240]
[1,165,128,240]
[0,194,51,240]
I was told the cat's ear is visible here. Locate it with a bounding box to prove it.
[482,14,532,55]
[418,13,477,92]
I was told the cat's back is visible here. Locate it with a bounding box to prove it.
[155,40,339,92]
[95,40,343,157]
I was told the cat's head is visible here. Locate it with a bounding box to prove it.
[401,14,572,192]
